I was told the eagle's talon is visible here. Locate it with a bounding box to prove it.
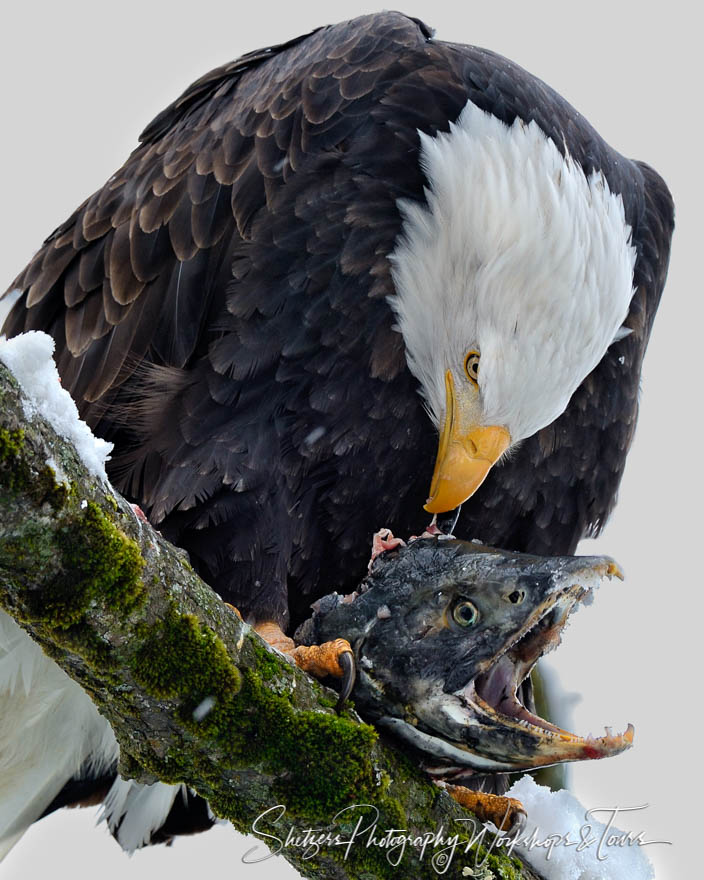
[505,805,527,838]
[290,637,353,678]
[336,650,356,711]
[254,622,355,710]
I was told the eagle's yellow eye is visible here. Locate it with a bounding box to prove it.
[464,350,480,386]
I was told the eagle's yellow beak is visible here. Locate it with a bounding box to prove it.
[424,371,510,514]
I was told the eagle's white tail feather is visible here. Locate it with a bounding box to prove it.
[0,611,119,858]
[102,778,185,854]
[0,611,182,859]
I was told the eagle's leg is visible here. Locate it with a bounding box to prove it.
[442,783,526,834]
[224,608,355,707]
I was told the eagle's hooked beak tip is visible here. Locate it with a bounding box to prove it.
[424,373,510,513]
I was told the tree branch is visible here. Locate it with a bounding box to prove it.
[0,359,544,880]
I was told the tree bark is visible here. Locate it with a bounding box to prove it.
[0,359,545,880]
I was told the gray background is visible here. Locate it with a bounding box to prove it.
[1,1,700,877]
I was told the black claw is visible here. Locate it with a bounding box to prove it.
[436,504,462,535]
[336,651,356,711]
[506,809,527,839]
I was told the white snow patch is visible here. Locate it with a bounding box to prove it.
[44,455,69,487]
[500,775,656,879]
[0,331,112,480]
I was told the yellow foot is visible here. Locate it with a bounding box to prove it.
[252,620,355,709]
[444,784,526,833]
[290,639,353,679]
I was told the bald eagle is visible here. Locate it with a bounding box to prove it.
[0,11,673,856]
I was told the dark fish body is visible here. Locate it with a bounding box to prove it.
[296,538,632,777]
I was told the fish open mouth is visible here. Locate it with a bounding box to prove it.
[305,538,636,775]
[455,559,634,767]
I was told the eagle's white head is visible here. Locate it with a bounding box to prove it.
[388,99,636,513]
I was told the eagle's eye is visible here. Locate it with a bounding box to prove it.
[452,599,479,627]
[464,351,480,386]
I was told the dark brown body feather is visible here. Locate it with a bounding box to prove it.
[1,10,674,847]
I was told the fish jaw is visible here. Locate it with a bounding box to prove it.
[380,559,634,773]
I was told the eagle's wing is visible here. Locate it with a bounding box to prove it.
[2,13,433,408]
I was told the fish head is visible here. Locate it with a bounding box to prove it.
[296,537,632,775]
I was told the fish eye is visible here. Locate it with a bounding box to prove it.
[507,590,525,605]
[464,350,480,386]
[452,599,479,627]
